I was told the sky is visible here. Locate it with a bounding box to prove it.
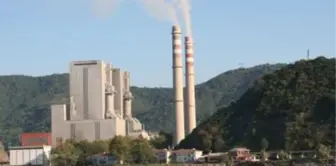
[0,0,335,87]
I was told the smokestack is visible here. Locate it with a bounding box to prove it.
[185,36,196,134]
[172,25,185,146]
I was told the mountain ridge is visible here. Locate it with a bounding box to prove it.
[0,63,285,145]
[178,57,335,151]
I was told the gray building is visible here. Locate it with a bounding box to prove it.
[51,60,147,147]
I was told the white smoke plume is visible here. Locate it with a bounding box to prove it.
[173,0,192,36]
[139,0,179,25]
[92,0,120,18]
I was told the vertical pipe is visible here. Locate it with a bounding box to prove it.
[172,25,185,146]
[105,64,115,116]
[123,71,132,118]
[185,36,196,134]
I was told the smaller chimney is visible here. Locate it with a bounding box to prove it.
[185,36,196,134]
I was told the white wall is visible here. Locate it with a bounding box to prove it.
[70,60,105,120]
[9,146,52,166]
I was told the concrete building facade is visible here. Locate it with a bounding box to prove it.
[51,60,147,147]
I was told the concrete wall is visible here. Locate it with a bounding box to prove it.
[69,121,96,141]
[70,60,105,120]
[99,118,126,137]
[126,118,142,132]
[115,118,126,136]
[51,110,124,145]
[51,104,70,147]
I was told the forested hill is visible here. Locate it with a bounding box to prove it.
[178,57,335,151]
[136,64,284,131]
[0,63,284,145]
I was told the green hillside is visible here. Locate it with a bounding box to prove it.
[0,64,284,145]
[178,57,335,151]
[136,64,285,131]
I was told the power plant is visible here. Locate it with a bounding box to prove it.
[50,25,197,147]
[172,25,197,146]
[51,60,148,147]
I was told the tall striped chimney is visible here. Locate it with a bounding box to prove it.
[185,36,196,134]
[172,25,185,146]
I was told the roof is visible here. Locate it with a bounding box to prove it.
[229,147,250,152]
[9,145,51,150]
[153,149,170,152]
[171,149,201,155]
[208,152,227,156]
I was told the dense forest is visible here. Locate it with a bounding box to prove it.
[0,64,284,145]
[178,57,335,151]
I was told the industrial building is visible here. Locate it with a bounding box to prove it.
[51,60,147,146]
[51,25,198,147]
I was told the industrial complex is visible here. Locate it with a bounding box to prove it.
[5,25,199,165]
[51,61,148,146]
[48,25,197,147]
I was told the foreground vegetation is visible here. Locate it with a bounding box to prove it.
[52,136,157,166]
[178,57,335,152]
[51,135,334,166]
[0,64,284,145]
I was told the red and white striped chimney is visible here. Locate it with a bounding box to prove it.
[172,25,185,146]
[185,36,196,134]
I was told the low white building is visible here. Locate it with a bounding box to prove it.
[9,145,52,166]
[86,153,118,166]
[154,148,203,163]
[170,149,203,163]
[154,149,171,164]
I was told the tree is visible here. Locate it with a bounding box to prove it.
[200,133,212,152]
[220,153,234,166]
[89,140,109,154]
[315,143,331,165]
[108,136,131,163]
[260,138,269,150]
[73,140,109,166]
[131,138,157,164]
[260,150,269,162]
[278,150,290,161]
[213,137,225,152]
[51,141,80,166]
[150,135,167,149]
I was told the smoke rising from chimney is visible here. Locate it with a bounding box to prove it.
[92,0,120,18]
[173,0,193,36]
[139,0,179,25]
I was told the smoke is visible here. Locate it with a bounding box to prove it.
[173,0,193,36]
[92,0,120,18]
[139,0,179,25]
